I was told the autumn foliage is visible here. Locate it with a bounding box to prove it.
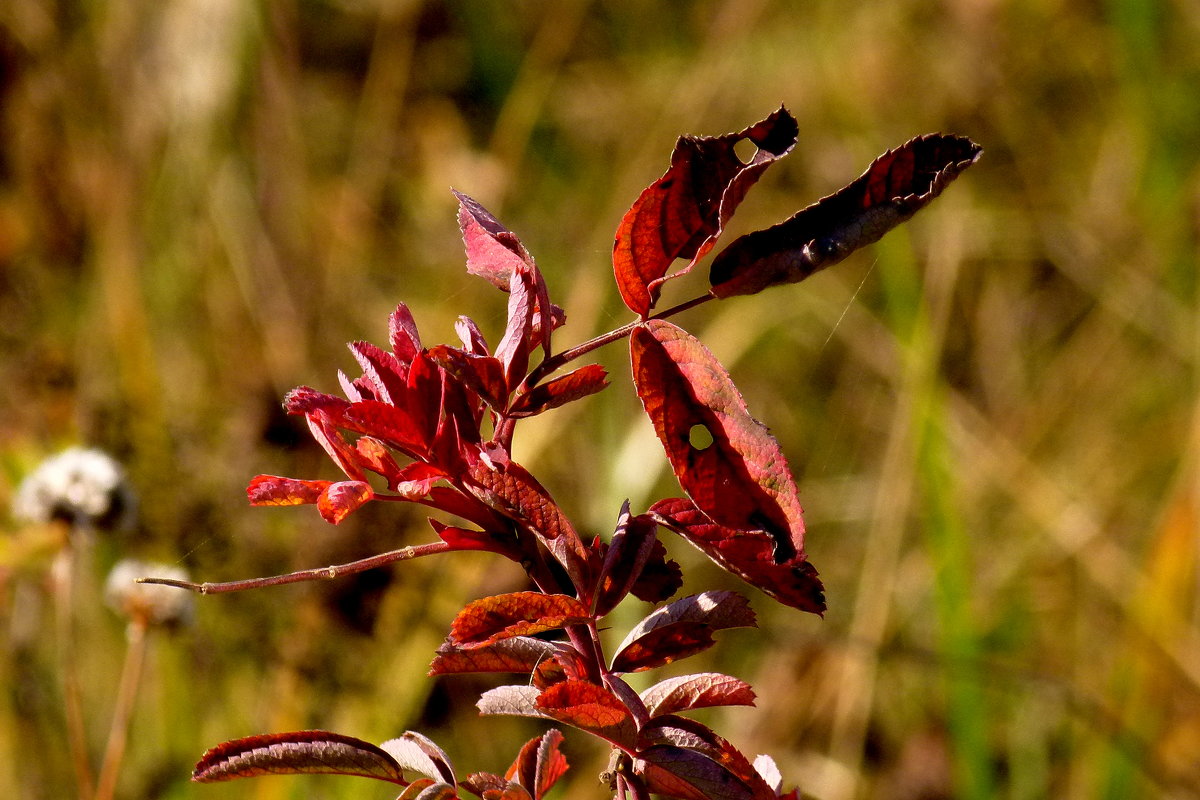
[161,108,980,799]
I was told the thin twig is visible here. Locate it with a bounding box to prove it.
[94,619,147,800]
[53,547,95,800]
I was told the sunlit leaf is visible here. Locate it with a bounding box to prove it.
[709,134,982,298]
[640,673,756,717]
[342,399,429,458]
[348,340,408,406]
[247,475,331,506]
[317,480,373,524]
[613,107,798,316]
[192,731,407,784]
[477,685,546,719]
[535,680,636,747]
[448,592,591,648]
[505,729,569,800]
[379,731,455,785]
[507,364,610,418]
[389,303,422,364]
[631,320,806,562]
[428,636,559,677]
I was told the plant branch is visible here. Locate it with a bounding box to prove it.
[137,541,452,594]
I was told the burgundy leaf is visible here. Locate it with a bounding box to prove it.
[342,400,429,458]
[638,716,775,800]
[379,731,455,785]
[399,780,458,800]
[651,497,826,615]
[455,315,491,356]
[427,344,508,410]
[465,457,590,589]
[629,539,684,604]
[710,134,982,298]
[613,107,798,316]
[593,502,660,616]
[495,264,535,391]
[306,410,368,481]
[283,386,351,416]
[317,480,373,524]
[247,475,331,506]
[611,591,756,674]
[634,747,760,800]
[192,730,406,784]
[631,320,805,562]
[389,303,422,363]
[429,520,524,561]
[507,364,610,418]
[448,592,591,648]
[640,673,756,717]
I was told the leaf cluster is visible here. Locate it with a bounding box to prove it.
[165,108,979,799]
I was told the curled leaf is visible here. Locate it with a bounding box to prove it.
[611,591,756,673]
[192,730,407,784]
[317,480,374,524]
[710,134,982,298]
[631,320,806,562]
[640,673,756,717]
[614,107,799,316]
[379,731,455,786]
[505,729,569,800]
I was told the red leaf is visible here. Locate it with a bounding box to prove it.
[283,386,350,416]
[427,344,508,410]
[379,731,455,785]
[613,107,798,316]
[652,497,826,615]
[398,781,458,800]
[306,409,368,481]
[428,520,523,561]
[536,680,636,747]
[355,437,404,487]
[456,189,536,291]
[638,716,775,800]
[389,303,422,363]
[342,400,429,458]
[495,263,535,391]
[640,673,756,717]
[710,133,982,298]
[629,539,684,605]
[634,747,761,800]
[428,636,559,676]
[455,315,491,356]
[317,480,373,524]
[506,730,569,800]
[631,320,805,562]
[192,730,406,784]
[448,592,591,648]
[507,364,610,418]
[611,591,755,673]
[391,461,447,499]
[348,340,408,406]
[465,457,590,589]
[247,475,331,506]
[593,502,660,616]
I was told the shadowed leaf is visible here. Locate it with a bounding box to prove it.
[429,636,559,677]
[594,502,661,616]
[639,716,775,799]
[651,497,826,615]
[635,747,761,800]
[710,134,982,298]
[631,320,806,562]
[614,107,798,315]
[611,591,755,673]
[192,731,407,784]
[427,345,508,410]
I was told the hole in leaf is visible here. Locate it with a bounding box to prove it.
[688,424,714,451]
[733,138,758,165]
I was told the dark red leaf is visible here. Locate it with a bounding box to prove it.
[638,716,775,800]
[247,475,332,506]
[507,364,610,418]
[629,539,684,604]
[342,399,429,458]
[448,592,591,648]
[640,673,756,717]
[651,497,826,615]
[710,134,982,298]
[317,480,373,524]
[613,107,798,316]
[379,731,455,785]
[427,345,508,410]
[593,502,660,616]
[306,409,369,481]
[465,457,590,588]
[406,352,443,448]
[192,730,406,784]
[389,303,422,364]
[634,747,759,800]
[631,320,805,562]
[429,520,523,561]
[611,591,756,673]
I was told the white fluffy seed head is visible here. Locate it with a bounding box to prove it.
[11,447,134,529]
[105,560,195,627]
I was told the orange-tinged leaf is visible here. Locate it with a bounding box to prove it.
[192,730,406,784]
[710,133,982,298]
[638,716,775,799]
[429,636,560,677]
[652,497,826,615]
[317,481,373,524]
[505,729,569,800]
[613,108,798,316]
[247,475,331,506]
[536,680,636,746]
[448,592,590,648]
[631,320,805,562]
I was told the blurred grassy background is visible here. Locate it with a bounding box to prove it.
[1,0,1199,798]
